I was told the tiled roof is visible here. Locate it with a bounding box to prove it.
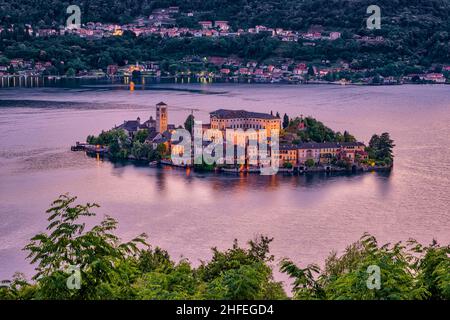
[145,128,158,141]
[118,120,140,132]
[142,118,155,125]
[210,109,278,120]
[297,141,365,149]
[151,130,172,144]
[279,145,298,150]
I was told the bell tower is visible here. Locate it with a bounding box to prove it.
[156,101,168,133]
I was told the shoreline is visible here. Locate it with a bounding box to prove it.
[78,147,392,176]
[1,74,449,89]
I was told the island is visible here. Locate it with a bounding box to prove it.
[73,101,394,174]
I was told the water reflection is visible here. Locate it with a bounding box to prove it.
[155,169,167,192]
[113,162,395,193]
[0,84,449,282]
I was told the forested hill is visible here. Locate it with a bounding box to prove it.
[0,0,449,67]
[1,0,449,32]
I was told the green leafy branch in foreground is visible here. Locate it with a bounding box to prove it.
[281,234,449,300]
[22,194,148,299]
[0,194,449,300]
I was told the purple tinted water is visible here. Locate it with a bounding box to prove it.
[0,83,449,287]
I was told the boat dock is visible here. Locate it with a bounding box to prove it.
[71,142,109,154]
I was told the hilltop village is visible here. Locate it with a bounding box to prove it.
[1,6,449,85]
[77,102,394,174]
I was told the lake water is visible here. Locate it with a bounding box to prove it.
[0,83,449,286]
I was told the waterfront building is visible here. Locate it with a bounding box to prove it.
[424,73,446,83]
[118,117,142,136]
[278,145,298,166]
[115,103,368,169]
[150,130,172,150]
[297,142,366,165]
[117,115,157,137]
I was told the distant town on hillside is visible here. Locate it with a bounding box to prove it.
[1,0,449,85]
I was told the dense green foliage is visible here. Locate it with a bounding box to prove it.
[304,158,315,168]
[367,132,395,165]
[281,234,450,300]
[2,0,449,35]
[87,128,129,146]
[282,113,289,129]
[0,194,285,300]
[184,114,195,134]
[285,116,356,143]
[0,195,448,300]
[87,128,162,160]
[0,0,449,74]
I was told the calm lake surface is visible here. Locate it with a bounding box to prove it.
[0,83,449,285]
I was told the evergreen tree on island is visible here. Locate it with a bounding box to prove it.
[283,113,290,129]
[184,114,195,134]
[368,132,395,165]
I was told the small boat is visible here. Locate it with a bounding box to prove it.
[149,161,159,167]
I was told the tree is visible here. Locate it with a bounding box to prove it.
[0,56,10,65]
[148,146,162,162]
[65,67,76,77]
[134,129,148,144]
[280,260,322,299]
[67,58,87,72]
[86,129,131,159]
[320,234,424,300]
[97,52,113,70]
[335,131,344,142]
[23,194,148,299]
[131,141,152,160]
[295,117,338,142]
[0,195,448,301]
[412,239,450,300]
[198,236,285,300]
[156,143,167,158]
[367,133,394,164]
[343,130,356,142]
[281,233,448,300]
[283,162,293,169]
[305,159,315,167]
[368,134,380,159]
[378,132,395,163]
[282,113,289,129]
[184,114,195,134]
